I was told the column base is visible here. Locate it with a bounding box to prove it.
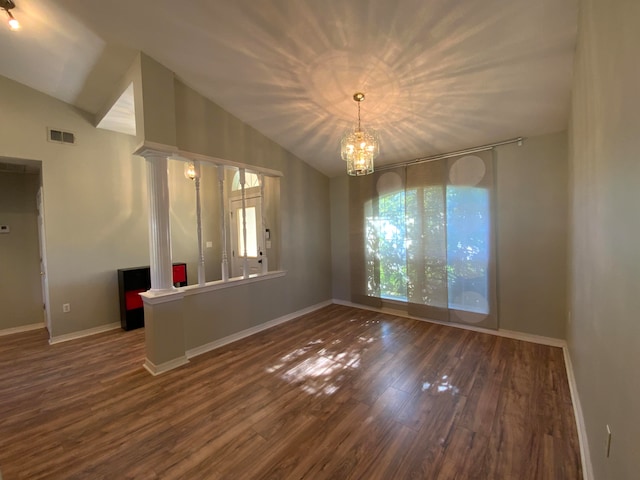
[143,356,189,376]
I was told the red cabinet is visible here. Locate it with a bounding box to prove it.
[117,263,187,330]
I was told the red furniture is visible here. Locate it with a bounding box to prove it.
[117,263,187,330]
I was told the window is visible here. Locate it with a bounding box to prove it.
[237,205,258,258]
[352,152,496,327]
[445,186,490,314]
[232,170,260,190]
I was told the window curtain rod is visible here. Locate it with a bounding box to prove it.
[376,136,524,172]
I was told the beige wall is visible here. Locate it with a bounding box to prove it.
[569,0,640,478]
[0,74,149,338]
[0,171,42,330]
[495,132,568,338]
[168,158,206,286]
[140,54,177,146]
[173,79,332,349]
[330,175,351,300]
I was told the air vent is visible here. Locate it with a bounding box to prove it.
[47,128,76,145]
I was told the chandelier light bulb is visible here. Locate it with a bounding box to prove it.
[7,11,19,29]
[184,161,199,180]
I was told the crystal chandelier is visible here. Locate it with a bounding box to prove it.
[341,92,379,176]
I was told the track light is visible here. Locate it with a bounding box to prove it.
[0,0,20,30]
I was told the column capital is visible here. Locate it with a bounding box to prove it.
[134,140,179,160]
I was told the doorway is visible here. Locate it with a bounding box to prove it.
[0,158,49,336]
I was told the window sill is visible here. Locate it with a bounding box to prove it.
[140,270,286,305]
[182,270,286,296]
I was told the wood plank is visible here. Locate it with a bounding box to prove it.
[0,305,582,479]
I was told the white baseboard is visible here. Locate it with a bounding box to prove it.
[332,299,565,347]
[0,322,45,337]
[497,329,566,348]
[186,300,333,359]
[143,356,189,376]
[49,322,120,345]
[563,345,593,480]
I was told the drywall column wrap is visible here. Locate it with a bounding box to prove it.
[144,153,174,291]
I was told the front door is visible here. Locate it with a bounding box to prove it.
[230,195,263,277]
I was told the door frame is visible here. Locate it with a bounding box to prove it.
[36,186,52,336]
[229,193,263,278]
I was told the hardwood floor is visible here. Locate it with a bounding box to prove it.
[0,304,582,479]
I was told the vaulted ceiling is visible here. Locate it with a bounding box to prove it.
[0,0,578,176]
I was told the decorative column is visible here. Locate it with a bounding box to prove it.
[195,172,205,286]
[185,161,205,286]
[239,168,249,278]
[218,165,229,281]
[142,151,174,292]
[259,174,268,274]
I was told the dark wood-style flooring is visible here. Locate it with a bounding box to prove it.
[0,304,582,479]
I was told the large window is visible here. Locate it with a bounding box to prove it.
[352,152,496,327]
[365,190,408,300]
[365,186,489,313]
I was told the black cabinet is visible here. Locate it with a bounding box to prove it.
[117,263,187,330]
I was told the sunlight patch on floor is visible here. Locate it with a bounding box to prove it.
[421,374,460,395]
[266,335,373,396]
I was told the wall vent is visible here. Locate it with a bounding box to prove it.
[47,128,76,145]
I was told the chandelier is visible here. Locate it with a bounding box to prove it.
[341,92,379,176]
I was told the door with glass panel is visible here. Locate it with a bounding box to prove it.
[230,195,263,277]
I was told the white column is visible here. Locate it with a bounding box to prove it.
[218,166,229,281]
[144,153,174,292]
[259,174,268,274]
[239,168,248,278]
[194,172,205,286]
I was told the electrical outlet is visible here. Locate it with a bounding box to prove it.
[606,425,612,458]
[62,303,71,313]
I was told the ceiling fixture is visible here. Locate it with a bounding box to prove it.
[0,0,19,30]
[341,92,379,176]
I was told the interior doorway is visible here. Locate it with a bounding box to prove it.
[0,157,49,337]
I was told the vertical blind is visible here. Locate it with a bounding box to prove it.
[349,150,497,329]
